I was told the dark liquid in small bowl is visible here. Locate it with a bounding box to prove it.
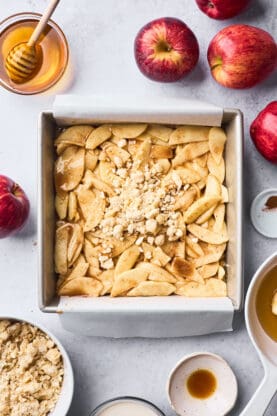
[186,369,217,399]
[256,265,277,342]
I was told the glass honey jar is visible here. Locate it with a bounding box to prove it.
[0,12,69,94]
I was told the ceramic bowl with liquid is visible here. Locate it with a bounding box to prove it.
[240,252,277,416]
[90,397,165,416]
[167,352,238,416]
[0,12,69,94]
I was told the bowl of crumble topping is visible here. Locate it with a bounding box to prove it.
[0,316,74,416]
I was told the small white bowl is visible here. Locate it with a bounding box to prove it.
[90,396,165,416]
[0,315,74,416]
[250,188,277,238]
[167,352,238,416]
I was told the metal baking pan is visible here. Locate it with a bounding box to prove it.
[38,95,244,338]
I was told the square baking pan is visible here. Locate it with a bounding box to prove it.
[38,95,244,338]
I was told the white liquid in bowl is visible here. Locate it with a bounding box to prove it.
[98,401,159,416]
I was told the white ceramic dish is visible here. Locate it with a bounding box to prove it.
[0,315,74,416]
[167,352,238,416]
[90,396,165,416]
[38,95,244,338]
[241,252,277,415]
[250,189,277,238]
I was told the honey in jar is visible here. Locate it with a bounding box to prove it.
[0,13,68,94]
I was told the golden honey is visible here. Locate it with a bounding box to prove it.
[0,13,68,94]
[256,265,277,342]
[186,369,217,399]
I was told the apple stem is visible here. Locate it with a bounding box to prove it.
[211,57,223,71]
[156,40,172,53]
[12,183,20,197]
[208,1,215,8]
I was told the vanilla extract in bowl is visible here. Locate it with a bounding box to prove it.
[186,369,217,399]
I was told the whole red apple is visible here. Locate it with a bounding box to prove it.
[134,17,199,82]
[207,24,277,89]
[195,0,251,20]
[0,175,30,238]
[250,102,277,164]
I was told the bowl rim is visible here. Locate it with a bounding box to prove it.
[0,12,69,95]
[167,351,238,416]
[0,314,74,415]
[90,396,166,416]
[250,188,277,239]
[244,251,277,367]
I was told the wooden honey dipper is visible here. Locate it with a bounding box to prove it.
[5,0,60,84]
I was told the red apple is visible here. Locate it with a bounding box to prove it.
[0,175,30,238]
[195,0,251,20]
[207,24,277,89]
[134,17,199,82]
[250,102,277,164]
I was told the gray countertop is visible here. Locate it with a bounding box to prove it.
[0,0,276,415]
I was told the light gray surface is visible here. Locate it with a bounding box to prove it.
[0,0,276,415]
